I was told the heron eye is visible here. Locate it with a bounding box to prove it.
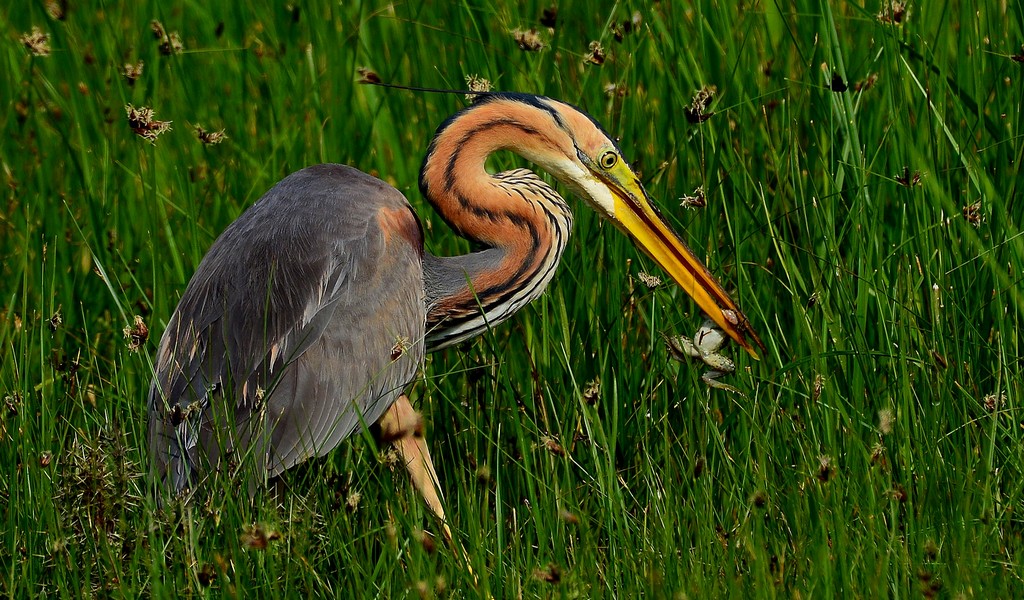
[599,151,618,169]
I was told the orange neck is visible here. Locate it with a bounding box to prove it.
[418,100,574,350]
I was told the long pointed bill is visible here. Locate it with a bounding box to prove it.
[602,168,764,359]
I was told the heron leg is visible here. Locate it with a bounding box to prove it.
[377,396,482,587]
[376,395,451,541]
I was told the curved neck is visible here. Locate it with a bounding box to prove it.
[419,103,575,350]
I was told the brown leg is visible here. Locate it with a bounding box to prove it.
[376,395,452,542]
[376,396,481,587]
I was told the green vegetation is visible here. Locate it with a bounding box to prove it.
[2,0,1022,596]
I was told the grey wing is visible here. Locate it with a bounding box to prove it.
[148,164,426,493]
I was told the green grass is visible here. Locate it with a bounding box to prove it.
[2,0,1023,596]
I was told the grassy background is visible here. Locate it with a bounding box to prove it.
[2,0,1023,596]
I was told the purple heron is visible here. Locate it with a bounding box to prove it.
[148,92,763,536]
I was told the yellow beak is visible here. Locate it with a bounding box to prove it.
[602,166,764,359]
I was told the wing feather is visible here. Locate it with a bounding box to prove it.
[148,164,425,493]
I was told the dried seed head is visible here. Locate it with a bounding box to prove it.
[816,455,833,483]
[150,20,183,55]
[195,125,227,145]
[870,442,887,468]
[356,67,381,84]
[1012,45,1024,64]
[602,82,630,98]
[685,86,717,123]
[240,524,279,550]
[123,315,149,352]
[163,32,184,55]
[878,408,893,435]
[540,7,557,29]
[584,41,606,65]
[540,434,566,457]
[877,1,908,24]
[962,199,983,227]
[6,393,22,416]
[853,73,879,91]
[610,23,624,43]
[414,529,436,554]
[612,13,642,41]
[122,59,144,83]
[895,166,922,187]
[693,455,705,479]
[152,23,184,55]
[197,563,217,587]
[812,373,825,402]
[533,562,561,584]
[390,335,410,361]
[48,308,63,332]
[680,186,706,209]
[11,96,25,126]
[464,74,493,101]
[45,0,67,20]
[465,75,493,102]
[381,447,401,469]
[125,105,172,143]
[637,272,661,288]
[750,490,768,509]
[345,490,361,513]
[513,28,544,51]
[20,27,52,57]
[983,391,1005,412]
[167,405,183,428]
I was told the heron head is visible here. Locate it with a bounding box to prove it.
[485,94,764,358]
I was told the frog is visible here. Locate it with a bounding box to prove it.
[665,318,744,395]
